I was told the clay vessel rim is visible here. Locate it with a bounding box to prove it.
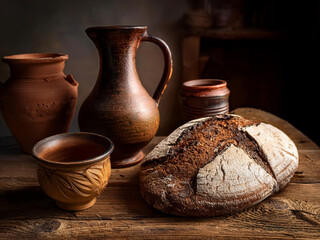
[32,132,114,166]
[86,25,147,31]
[183,79,227,90]
[3,53,68,63]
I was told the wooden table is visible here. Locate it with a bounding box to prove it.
[0,108,319,239]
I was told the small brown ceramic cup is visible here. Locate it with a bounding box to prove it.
[32,132,114,211]
[181,79,230,121]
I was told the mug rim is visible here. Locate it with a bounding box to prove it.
[32,132,114,166]
[182,79,227,90]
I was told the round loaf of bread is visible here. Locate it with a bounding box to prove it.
[139,114,298,216]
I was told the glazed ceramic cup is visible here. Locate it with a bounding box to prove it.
[32,132,114,211]
[181,79,230,121]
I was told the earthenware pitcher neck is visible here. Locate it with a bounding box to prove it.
[85,26,172,104]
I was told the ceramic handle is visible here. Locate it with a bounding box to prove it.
[142,35,173,105]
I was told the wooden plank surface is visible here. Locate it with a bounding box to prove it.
[0,108,319,239]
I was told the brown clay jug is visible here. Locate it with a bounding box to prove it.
[0,53,78,153]
[78,26,172,168]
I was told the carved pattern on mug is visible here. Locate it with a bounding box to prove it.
[37,159,111,203]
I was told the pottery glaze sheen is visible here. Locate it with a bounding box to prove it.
[0,53,78,153]
[79,26,172,168]
[181,79,230,121]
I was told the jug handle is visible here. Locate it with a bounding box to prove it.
[141,35,173,105]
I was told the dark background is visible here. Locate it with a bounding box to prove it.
[0,0,319,144]
[199,0,320,145]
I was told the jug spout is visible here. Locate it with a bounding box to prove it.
[65,74,79,87]
[85,26,147,47]
[85,26,148,90]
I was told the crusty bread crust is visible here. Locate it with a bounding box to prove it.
[139,115,299,216]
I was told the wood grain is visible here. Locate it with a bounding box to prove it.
[0,108,319,239]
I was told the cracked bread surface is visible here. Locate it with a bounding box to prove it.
[139,114,299,216]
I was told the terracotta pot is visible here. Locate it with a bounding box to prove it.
[181,79,230,121]
[78,26,172,168]
[0,53,78,153]
[32,132,114,211]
